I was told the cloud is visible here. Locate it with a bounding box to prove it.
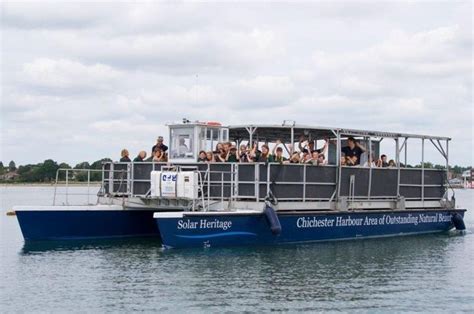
[21,58,122,92]
[0,2,472,167]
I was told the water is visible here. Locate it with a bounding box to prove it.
[1,186,473,312]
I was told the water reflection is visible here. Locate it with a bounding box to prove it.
[21,238,162,254]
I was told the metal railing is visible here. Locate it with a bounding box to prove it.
[52,168,104,205]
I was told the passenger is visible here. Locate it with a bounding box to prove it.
[215,147,227,162]
[257,144,274,162]
[289,152,301,163]
[206,151,214,162]
[197,150,207,162]
[215,143,224,152]
[223,142,231,153]
[388,159,396,168]
[156,149,166,162]
[301,149,311,164]
[298,135,315,152]
[226,146,239,162]
[274,147,287,163]
[309,150,319,165]
[249,142,260,161]
[317,153,327,166]
[341,137,366,166]
[363,154,376,167]
[340,153,347,166]
[239,144,251,162]
[120,149,131,162]
[133,151,147,162]
[377,154,389,167]
[152,136,168,155]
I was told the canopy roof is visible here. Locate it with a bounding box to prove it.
[228,124,450,142]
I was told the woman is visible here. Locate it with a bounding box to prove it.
[257,144,274,162]
[239,144,250,163]
[153,149,165,162]
[120,149,131,162]
[205,151,214,162]
[388,159,396,168]
[215,148,227,162]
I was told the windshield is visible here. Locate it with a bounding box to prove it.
[170,127,194,159]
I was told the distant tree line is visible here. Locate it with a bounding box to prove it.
[0,158,112,183]
[0,159,471,183]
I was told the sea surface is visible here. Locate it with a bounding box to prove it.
[1,186,473,313]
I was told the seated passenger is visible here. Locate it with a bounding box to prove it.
[152,136,168,155]
[257,144,274,162]
[120,149,131,162]
[133,151,147,162]
[341,137,366,166]
[388,159,396,168]
[197,151,207,162]
[376,154,389,167]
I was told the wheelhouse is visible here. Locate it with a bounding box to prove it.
[168,121,229,163]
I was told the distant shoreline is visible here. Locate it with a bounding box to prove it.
[0,182,102,187]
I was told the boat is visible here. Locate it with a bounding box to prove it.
[14,120,467,245]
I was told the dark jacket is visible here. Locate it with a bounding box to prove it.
[152,143,168,153]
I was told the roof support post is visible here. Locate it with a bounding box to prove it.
[446,139,450,198]
[290,127,295,154]
[396,137,400,197]
[245,127,257,148]
[368,136,372,200]
[336,131,342,200]
[421,138,425,206]
[404,137,408,168]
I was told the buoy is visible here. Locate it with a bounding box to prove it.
[264,203,282,235]
[6,210,16,216]
[452,213,466,231]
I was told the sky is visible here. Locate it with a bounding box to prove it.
[0,1,472,167]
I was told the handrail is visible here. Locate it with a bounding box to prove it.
[53,168,107,205]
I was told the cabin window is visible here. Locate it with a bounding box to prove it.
[170,127,194,159]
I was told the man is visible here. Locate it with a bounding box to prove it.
[152,136,168,155]
[377,154,389,167]
[341,137,366,166]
